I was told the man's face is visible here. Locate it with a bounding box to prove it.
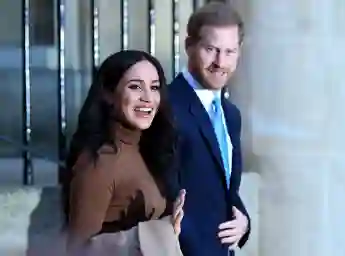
[186,25,241,90]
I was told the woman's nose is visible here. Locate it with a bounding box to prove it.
[140,90,153,102]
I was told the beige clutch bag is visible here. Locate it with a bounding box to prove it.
[138,216,183,256]
[85,216,183,256]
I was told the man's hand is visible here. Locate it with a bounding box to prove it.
[171,189,186,236]
[218,206,248,249]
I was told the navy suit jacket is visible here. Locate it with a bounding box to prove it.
[168,74,250,256]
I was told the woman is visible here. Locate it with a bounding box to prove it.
[62,50,185,255]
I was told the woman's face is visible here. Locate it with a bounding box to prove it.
[114,60,161,130]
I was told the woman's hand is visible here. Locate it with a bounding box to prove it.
[171,189,186,236]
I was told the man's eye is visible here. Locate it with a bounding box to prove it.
[226,49,237,55]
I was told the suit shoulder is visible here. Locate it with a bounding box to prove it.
[168,78,180,94]
[168,80,187,109]
[168,74,187,90]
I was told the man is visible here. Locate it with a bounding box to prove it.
[168,2,250,255]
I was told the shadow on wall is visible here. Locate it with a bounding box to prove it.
[26,186,67,256]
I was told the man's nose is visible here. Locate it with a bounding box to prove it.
[214,52,225,68]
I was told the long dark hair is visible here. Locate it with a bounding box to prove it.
[61,50,178,224]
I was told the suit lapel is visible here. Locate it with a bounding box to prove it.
[189,101,225,174]
[175,74,226,177]
[221,96,235,142]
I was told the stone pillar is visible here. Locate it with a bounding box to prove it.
[230,0,345,255]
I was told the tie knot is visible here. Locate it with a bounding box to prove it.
[212,96,222,111]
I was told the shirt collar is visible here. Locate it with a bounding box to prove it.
[182,68,221,96]
[182,68,221,111]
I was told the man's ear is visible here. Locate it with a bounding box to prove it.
[185,36,192,49]
[185,36,194,56]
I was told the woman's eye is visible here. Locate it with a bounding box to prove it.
[151,85,160,91]
[128,84,141,90]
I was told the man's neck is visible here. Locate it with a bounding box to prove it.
[185,67,221,94]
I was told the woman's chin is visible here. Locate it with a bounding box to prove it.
[129,120,153,130]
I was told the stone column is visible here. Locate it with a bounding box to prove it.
[230,0,345,255]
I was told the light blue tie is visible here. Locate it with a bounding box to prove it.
[211,97,230,188]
